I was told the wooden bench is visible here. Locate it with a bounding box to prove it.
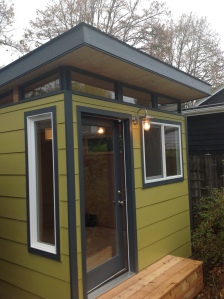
[97,255,203,299]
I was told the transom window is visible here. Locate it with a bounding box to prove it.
[24,73,60,99]
[123,87,152,107]
[0,91,13,106]
[71,72,115,99]
[142,120,183,186]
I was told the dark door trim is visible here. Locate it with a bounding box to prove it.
[77,106,138,299]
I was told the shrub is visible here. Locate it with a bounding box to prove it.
[192,188,224,267]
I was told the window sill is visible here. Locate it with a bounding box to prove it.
[143,176,184,188]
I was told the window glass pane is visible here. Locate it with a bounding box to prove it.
[123,87,152,107]
[24,73,60,99]
[71,72,115,99]
[0,92,13,105]
[35,119,55,245]
[144,125,163,179]
[158,96,178,113]
[165,126,181,176]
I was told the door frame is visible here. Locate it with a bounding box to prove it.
[77,106,138,298]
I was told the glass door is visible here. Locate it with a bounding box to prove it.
[81,115,127,292]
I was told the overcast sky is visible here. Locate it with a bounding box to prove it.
[2,0,224,65]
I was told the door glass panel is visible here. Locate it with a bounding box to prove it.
[82,124,118,271]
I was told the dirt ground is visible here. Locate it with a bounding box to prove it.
[195,266,224,299]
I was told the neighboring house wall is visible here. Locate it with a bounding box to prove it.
[73,95,191,297]
[0,94,71,299]
[188,112,224,155]
[200,89,224,106]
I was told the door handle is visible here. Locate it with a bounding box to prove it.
[118,200,125,205]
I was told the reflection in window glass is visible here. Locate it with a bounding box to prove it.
[0,92,13,105]
[24,73,60,99]
[165,126,181,176]
[144,125,162,179]
[35,119,55,245]
[72,72,115,99]
[158,96,178,113]
[123,87,152,107]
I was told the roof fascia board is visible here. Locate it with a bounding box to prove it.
[82,25,210,95]
[183,104,224,116]
[0,24,86,87]
[1,23,210,96]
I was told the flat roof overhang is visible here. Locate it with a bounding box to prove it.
[0,23,211,101]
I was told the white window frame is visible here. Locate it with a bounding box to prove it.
[27,112,57,254]
[142,120,183,184]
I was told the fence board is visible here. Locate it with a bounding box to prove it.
[189,154,224,227]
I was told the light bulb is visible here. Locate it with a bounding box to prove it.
[97,127,105,134]
[143,117,150,131]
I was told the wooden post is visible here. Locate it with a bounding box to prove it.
[13,87,20,102]
[204,153,212,195]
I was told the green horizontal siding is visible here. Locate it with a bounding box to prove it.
[0,95,71,299]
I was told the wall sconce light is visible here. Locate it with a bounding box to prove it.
[132,108,151,131]
[45,128,53,140]
[97,127,105,134]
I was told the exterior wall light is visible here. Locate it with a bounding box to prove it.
[132,108,151,131]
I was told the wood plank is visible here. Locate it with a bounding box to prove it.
[111,258,190,299]
[148,260,203,299]
[116,259,192,299]
[130,259,194,299]
[97,256,203,299]
[98,255,176,299]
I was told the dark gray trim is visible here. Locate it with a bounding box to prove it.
[123,118,138,272]
[0,23,210,95]
[24,106,61,260]
[77,106,137,298]
[60,66,72,90]
[185,116,194,231]
[115,82,123,102]
[151,94,158,109]
[177,101,182,113]
[64,91,79,299]
[141,118,184,189]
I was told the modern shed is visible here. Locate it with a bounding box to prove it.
[0,23,210,299]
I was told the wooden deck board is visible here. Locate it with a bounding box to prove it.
[97,255,203,299]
